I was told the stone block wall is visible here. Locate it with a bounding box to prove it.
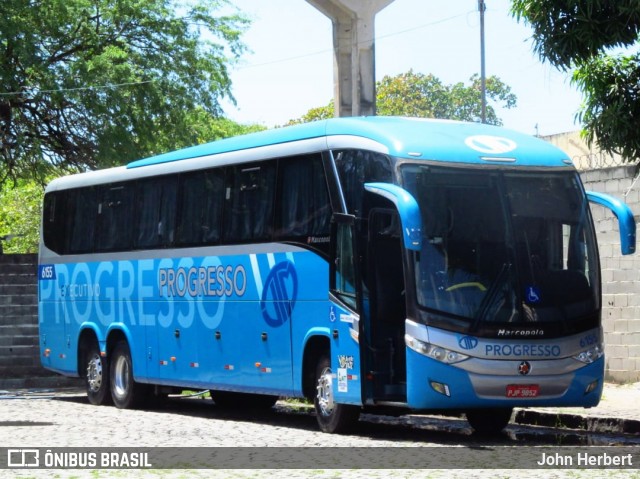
[581,165,640,382]
[0,254,79,388]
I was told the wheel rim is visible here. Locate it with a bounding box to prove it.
[86,354,103,392]
[112,354,130,400]
[316,366,334,416]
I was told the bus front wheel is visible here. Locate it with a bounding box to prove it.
[466,407,513,435]
[84,342,110,405]
[313,355,359,433]
[110,340,146,409]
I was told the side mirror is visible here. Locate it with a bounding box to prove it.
[586,191,636,255]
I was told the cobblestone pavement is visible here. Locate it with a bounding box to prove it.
[524,381,640,421]
[0,388,638,479]
[515,381,640,434]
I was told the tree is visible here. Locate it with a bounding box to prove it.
[0,0,248,185]
[288,71,516,125]
[511,0,640,162]
[287,101,334,125]
[377,71,516,125]
[152,109,265,153]
[0,179,43,253]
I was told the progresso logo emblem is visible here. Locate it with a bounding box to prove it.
[260,260,298,327]
[458,335,479,350]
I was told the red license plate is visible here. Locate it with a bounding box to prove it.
[506,384,540,398]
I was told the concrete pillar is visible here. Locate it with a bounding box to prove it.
[306,0,395,117]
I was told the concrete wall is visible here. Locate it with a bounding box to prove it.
[580,165,640,382]
[0,254,80,388]
[543,131,624,171]
[0,254,38,382]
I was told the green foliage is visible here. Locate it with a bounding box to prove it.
[377,71,516,125]
[573,53,640,161]
[0,0,249,182]
[288,71,516,126]
[286,101,334,125]
[511,0,640,70]
[0,179,43,253]
[511,0,640,162]
[153,109,266,152]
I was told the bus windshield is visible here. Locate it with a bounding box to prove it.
[401,165,600,329]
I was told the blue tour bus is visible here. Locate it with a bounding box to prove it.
[38,117,635,434]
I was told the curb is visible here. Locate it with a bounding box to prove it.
[514,409,640,435]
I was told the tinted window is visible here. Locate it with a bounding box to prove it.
[136,177,177,249]
[276,155,331,240]
[96,184,134,251]
[67,187,98,254]
[224,162,276,243]
[177,169,225,246]
[333,150,392,216]
[43,192,64,254]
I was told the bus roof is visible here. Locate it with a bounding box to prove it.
[127,116,571,169]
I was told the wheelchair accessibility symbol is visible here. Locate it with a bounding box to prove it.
[260,260,298,327]
[526,285,541,303]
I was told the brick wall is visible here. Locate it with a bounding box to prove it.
[581,165,640,382]
[0,254,79,388]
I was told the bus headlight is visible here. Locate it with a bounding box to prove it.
[405,334,469,364]
[572,344,604,364]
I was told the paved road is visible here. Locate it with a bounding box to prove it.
[1,389,637,479]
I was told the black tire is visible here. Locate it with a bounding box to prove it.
[84,341,111,405]
[210,390,278,410]
[313,355,359,433]
[109,340,147,409]
[466,407,513,435]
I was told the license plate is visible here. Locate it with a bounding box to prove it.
[506,384,539,398]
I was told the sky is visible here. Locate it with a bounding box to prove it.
[221,0,583,137]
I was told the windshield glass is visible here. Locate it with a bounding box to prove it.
[401,165,600,328]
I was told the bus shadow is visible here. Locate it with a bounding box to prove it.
[52,394,634,446]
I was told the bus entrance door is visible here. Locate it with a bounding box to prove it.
[363,183,421,403]
[366,209,407,401]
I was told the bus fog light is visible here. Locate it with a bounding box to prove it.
[584,380,599,395]
[430,381,450,397]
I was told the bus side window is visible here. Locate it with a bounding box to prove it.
[136,177,177,249]
[67,187,98,254]
[43,192,65,254]
[224,162,276,243]
[276,154,331,241]
[333,150,392,217]
[95,184,134,252]
[177,169,225,246]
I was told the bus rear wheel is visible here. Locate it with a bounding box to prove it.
[110,340,147,409]
[466,407,513,435]
[313,355,359,433]
[84,342,110,405]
